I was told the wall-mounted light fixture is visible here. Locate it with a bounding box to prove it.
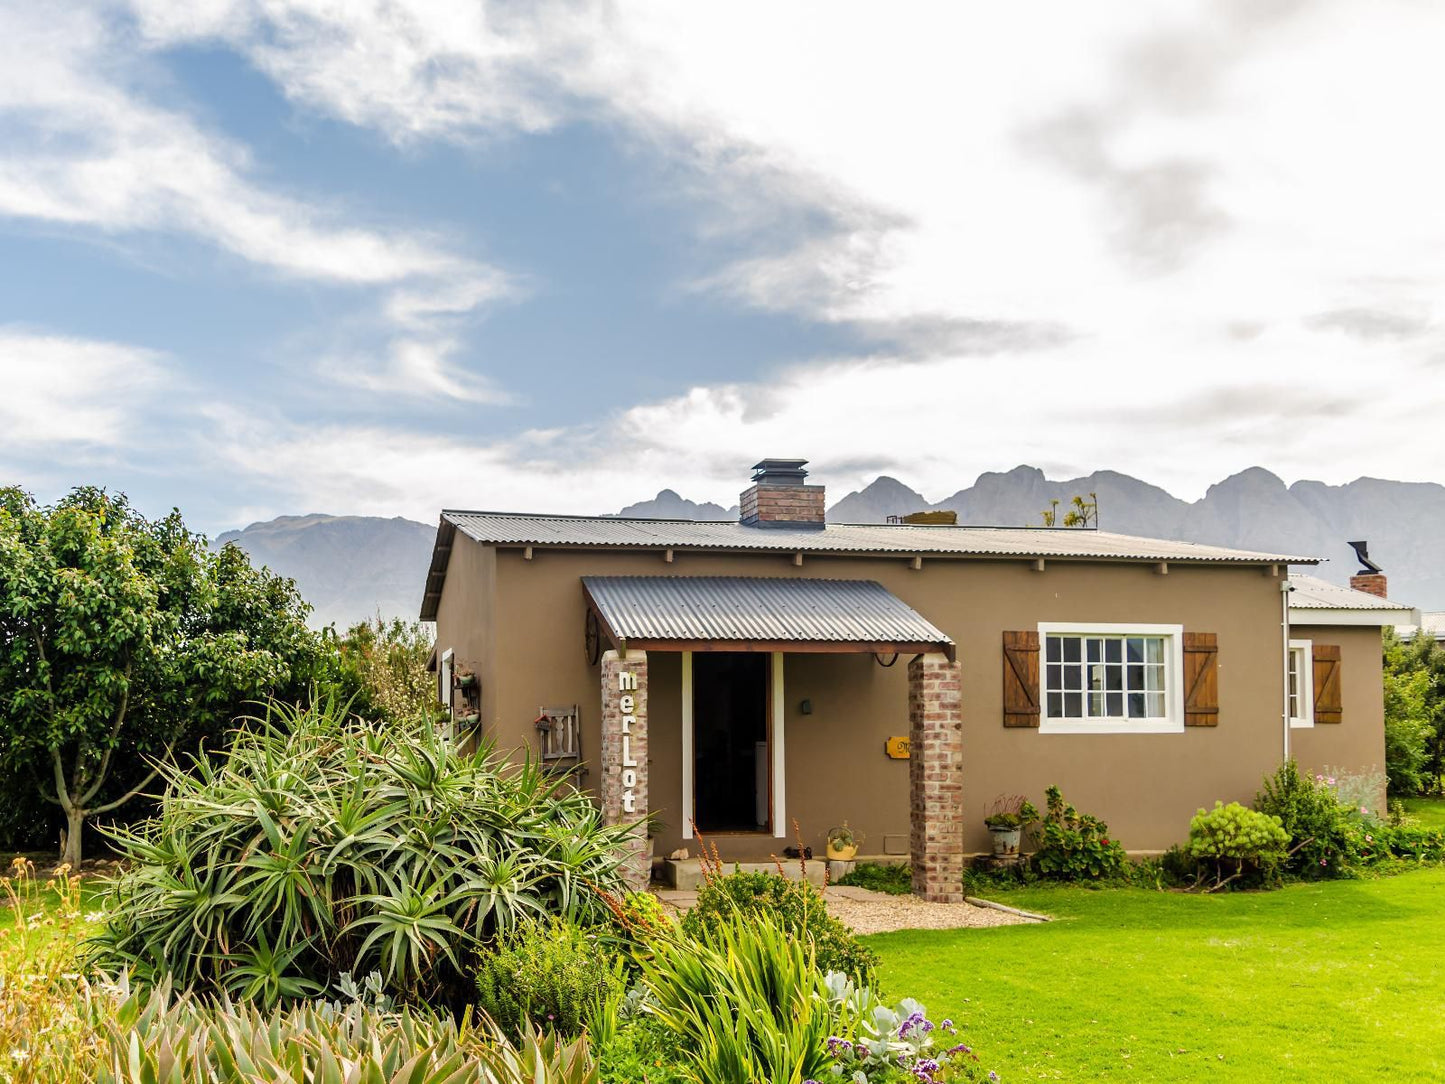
[799,698,813,715]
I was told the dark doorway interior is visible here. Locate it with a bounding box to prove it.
[692,652,770,833]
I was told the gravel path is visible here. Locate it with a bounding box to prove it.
[655,884,1041,934]
[824,887,1035,934]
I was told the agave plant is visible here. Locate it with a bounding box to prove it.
[88,698,635,1006]
[91,981,597,1084]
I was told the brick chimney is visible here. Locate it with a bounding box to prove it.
[740,459,825,527]
[1347,540,1387,598]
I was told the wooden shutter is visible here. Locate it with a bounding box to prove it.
[1182,632,1219,727]
[1313,644,1342,724]
[1002,630,1040,727]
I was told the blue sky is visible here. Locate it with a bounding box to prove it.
[2,2,1442,536]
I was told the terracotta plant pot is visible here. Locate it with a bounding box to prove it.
[987,824,1022,856]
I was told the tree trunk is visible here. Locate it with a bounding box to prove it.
[61,807,84,869]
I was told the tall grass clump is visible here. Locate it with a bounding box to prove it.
[88,699,637,1007]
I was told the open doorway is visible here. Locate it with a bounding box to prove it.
[692,652,770,833]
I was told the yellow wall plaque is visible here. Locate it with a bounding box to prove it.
[885,736,910,759]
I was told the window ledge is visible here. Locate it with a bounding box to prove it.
[1039,719,1185,735]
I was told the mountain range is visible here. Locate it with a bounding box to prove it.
[215,467,1445,627]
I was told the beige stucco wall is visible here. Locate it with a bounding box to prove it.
[432,540,1387,859]
[1288,623,1387,811]
[431,534,497,729]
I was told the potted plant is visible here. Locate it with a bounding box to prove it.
[826,823,860,861]
[455,668,477,688]
[983,795,1038,857]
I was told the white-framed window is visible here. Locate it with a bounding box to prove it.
[1288,639,1314,728]
[439,648,454,714]
[1039,623,1185,734]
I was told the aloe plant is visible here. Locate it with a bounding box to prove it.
[88,698,634,1006]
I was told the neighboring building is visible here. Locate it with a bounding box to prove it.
[1285,573,1418,775]
[420,459,1394,900]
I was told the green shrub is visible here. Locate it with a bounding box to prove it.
[640,912,861,1084]
[1373,824,1445,863]
[475,919,625,1042]
[89,699,636,1007]
[835,861,913,896]
[679,870,877,985]
[1254,760,1361,877]
[1186,801,1289,889]
[596,1016,688,1084]
[1032,785,1127,880]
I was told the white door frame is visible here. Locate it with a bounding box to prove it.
[681,651,786,840]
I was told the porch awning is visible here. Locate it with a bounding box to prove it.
[581,575,954,658]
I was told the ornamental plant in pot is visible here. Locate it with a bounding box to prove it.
[983,794,1038,856]
[826,823,860,860]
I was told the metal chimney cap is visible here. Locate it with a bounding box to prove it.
[751,459,810,484]
[1348,540,1383,575]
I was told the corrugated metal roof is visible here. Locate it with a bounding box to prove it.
[582,575,953,648]
[1289,573,1415,611]
[442,510,1317,564]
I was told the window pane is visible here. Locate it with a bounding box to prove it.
[1047,691,1063,717]
[1063,638,1081,663]
[1126,637,1144,663]
[1127,691,1145,717]
[1086,638,1101,662]
[1064,691,1083,717]
[1105,638,1122,663]
[1064,665,1082,691]
[1105,665,1123,691]
[1127,665,1144,692]
[1047,663,1062,691]
[1145,663,1165,692]
[1145,637,1164,664]
[1147,692,1166,718]
[1088,691,1105,716]
[1047,636,1062,662]
[1106,691,1124,716]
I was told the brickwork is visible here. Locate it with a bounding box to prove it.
[600,650,650,889]
[1349,572,1388,598]
[909,652,965,903]
[739,483,826,525]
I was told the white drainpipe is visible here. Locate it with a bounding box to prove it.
[1281,576,1294,762]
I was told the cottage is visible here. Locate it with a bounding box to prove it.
[420,459,1395,900]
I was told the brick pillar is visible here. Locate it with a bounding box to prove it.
[909,652,964,903]
[600,650,650,890]
[1349,572,1388,598]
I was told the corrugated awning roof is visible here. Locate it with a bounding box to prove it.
[581,575,954,656]
[1288,574,1415,611]
[441,511,1317,563]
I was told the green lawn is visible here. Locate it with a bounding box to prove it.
[1402,797,1445,827]
[866,869,1445,1081]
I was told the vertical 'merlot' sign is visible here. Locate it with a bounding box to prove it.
[618,669,639,813]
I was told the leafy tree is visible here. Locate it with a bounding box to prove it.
[1383,627,1445,794]
[330,616,441,724]
[0,486,323,865]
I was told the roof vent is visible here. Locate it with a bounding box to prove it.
[751,459,810,486]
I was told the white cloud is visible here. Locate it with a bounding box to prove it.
[0,329,164,449]
[0,3,520,405]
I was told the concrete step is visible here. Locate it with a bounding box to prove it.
[658,853,906,891]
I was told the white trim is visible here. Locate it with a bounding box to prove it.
[1037,622,1185,734]
[1288,639,1314,729]
[439,649,454,713]
[681,651,694,840]
[1290,607,1418,627]
[772,652,786,839]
